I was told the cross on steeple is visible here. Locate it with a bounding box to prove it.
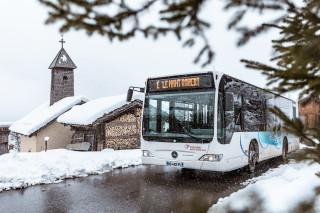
[59,35,65,48]
[49,35,77,69]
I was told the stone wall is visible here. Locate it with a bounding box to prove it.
[50,68,74,105]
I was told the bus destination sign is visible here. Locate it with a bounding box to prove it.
[148,73,213,92]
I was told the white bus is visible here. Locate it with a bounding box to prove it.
[141,71,299,172]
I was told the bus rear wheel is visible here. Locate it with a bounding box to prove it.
[248,141,259,174]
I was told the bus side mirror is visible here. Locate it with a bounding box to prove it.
[127,88,133,102]
[225,92,234,112]
[127,86,145,102]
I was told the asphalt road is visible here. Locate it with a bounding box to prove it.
[0,159,283,213]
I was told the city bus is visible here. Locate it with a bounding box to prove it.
[140,71,299,173]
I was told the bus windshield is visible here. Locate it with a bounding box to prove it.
[142,91,215,143]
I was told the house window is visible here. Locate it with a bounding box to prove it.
[84,134,94,143]
[62,76,68,97]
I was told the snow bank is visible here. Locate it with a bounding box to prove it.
[10,96,88,136]
[209,161,320,213]
[58,93,143,125]
[0,149,141,192]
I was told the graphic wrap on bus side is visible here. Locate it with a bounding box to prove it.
[239,132,282,158]
[258,132,281,149]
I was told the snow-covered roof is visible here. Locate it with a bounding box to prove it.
[0,122,13,128]
[10,96,88,136]
[58,93,143,126]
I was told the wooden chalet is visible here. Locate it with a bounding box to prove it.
[299,96,320,129]
[58,95,143,151]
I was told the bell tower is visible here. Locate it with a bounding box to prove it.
[49,37,77,105]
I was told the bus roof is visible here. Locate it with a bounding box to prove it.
[222,73,296,104]
[146,71,213,80]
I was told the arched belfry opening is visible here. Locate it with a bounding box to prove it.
[49,37,77,105]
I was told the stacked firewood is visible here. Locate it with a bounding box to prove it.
[105,138,138,150]
[104,111,141,150]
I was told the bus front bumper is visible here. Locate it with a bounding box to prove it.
[142,156,242,172]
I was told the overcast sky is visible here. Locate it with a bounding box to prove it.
[0,0,287,122]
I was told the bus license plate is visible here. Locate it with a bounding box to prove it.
[166,161,184,167]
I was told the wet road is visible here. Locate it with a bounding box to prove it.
[0,159,283,213]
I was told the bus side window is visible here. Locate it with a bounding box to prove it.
[242,88,267,132]
[224,92,235,143]
[217,76,226,143]
[266,95,275,131]
[217,92,225,143]
[234,94,244,131]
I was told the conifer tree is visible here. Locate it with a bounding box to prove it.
[220,1,320,210]
[39,0,320,159]
[225,0,320,156]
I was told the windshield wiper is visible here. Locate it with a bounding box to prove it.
[173,118,204,143]
[181,126,204,142]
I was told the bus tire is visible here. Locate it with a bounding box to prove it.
[282,137,288,161]
[248,140,259,174]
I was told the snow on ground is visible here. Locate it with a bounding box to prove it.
[0,149,141,192]
[58,93,143,126]
[209,161,320,213]
[10,96,88,136]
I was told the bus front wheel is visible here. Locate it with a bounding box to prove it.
[248,141,259,173]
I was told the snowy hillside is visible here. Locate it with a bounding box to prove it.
[0,149,141,192]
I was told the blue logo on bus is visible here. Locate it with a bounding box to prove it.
[259,132,281,149]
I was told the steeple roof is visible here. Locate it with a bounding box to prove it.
[49,48,77,69]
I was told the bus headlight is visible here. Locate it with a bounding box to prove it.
[143,150,154,157]
[199,154,223,162]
